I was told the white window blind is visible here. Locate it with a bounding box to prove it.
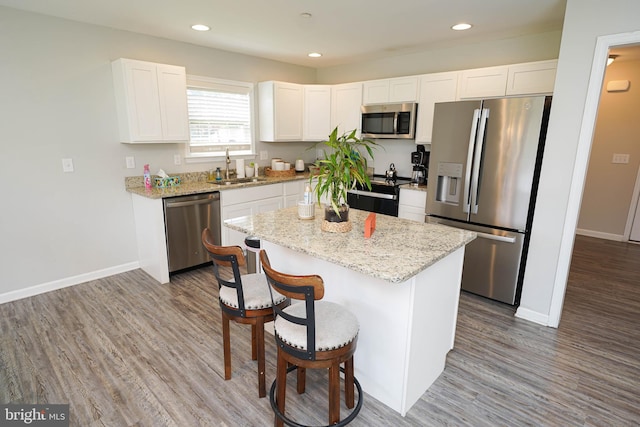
[186,76,255,157]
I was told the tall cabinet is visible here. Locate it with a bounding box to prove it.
[303,85,332,141]
[112,58,189,143]
[331,82,363,136]
[258,81,304,141]
[415,72,458,144]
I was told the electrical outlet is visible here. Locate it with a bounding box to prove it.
[612,153,630,164]
[125,156,135,169]
[62,158,74,173]
[174,154,182,165]
[260,150,268,160]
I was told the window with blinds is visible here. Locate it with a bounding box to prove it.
[186,76,255,157]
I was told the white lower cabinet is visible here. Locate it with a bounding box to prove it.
[221,183,284,247]
[284,180,306,207]
[398,188,427,222]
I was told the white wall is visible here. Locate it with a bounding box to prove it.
[0,7,316,298]
[518,0,640,325]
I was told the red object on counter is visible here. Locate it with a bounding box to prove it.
[364,213,376,238]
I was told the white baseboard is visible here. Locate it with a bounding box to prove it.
[575,228,624,241]
[0,262,140,305]
[515,306,551,327]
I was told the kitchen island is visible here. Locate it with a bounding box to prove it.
[224,206,476,416]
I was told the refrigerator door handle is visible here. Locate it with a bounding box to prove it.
[475,231,517,244]
[470,108,490,214]
[463,108,481,214]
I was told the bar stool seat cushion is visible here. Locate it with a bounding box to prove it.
[219,273,286,309]
[275,301,359,351]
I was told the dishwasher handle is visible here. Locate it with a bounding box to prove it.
[164,193,220,209]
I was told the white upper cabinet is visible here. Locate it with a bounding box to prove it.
[303,85,332,141]
[415,71,458,144]
[457,60,558,100]
[258,81,304,142]
[112,58,189,143]
[389,77,419,102]
[456,65,509,100]
[362,76,419,104]
[506,60,558,95]
[362,80,389,104]
[331,82,363,136]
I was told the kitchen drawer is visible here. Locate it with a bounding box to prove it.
[399,188,427,209]
[221,183,283,206]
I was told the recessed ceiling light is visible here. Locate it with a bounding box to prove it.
[451,23,472,31]
[308,52,322,58]
[191,24,210,31]
[300,12,312,19]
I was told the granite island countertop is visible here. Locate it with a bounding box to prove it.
[224,206,476,283]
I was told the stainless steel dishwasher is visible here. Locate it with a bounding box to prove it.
[163,192,221,273]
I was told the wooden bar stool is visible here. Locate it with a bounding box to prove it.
[260,249,363,427]
[201,228,290,398]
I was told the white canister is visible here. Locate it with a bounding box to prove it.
[297,201,315,220]
[295,159,305,172]
[236,159,245,178]
[271,158,282,170]
[284,162,291,170]
[274,161,285,171]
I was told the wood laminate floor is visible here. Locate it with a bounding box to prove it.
[1,235,639,426]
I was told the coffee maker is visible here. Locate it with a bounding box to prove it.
[410,145,429,186]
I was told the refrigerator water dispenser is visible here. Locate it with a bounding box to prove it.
[435,162,463,205]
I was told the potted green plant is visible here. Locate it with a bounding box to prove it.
[311,127,377,232]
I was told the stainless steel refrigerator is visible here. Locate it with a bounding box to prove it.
[425,96,551,305]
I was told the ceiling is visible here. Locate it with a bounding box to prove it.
[0,0,568,68]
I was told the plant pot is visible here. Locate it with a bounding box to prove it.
[324,204,349,222]
[321,204,352,232]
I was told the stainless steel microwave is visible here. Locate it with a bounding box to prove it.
[361,103,418,139]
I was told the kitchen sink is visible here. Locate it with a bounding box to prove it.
[208,177,268,185]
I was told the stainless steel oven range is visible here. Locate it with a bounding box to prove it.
[346,175,412,216]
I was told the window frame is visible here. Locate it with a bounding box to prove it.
[184,75,256,163]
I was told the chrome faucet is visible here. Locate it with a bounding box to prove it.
[225,147,231,180]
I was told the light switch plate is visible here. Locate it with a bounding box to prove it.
[260,150,268,160]
[125,156,135,169]
[174,154,182,165]
[62,158,74,173]
[612,153,630,164]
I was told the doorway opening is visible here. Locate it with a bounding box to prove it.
[576,44,640,243]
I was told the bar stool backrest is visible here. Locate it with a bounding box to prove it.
[202,228,248,318]
[260,250,324,361]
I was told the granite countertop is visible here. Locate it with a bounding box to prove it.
[125,171,310,199]
[224,206,476,283]
[399,183,428,192]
